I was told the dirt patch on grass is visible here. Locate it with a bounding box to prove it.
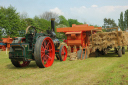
[119,64,125,68]
[121,75,126,79]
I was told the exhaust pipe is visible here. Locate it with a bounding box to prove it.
[51,18,55,32]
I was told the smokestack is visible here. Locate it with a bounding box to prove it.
[51,18,55,32]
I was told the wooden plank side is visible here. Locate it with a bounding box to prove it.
[56,26,101,32]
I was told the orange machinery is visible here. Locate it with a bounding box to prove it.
[57,24,102,59]
[0,36,13,51]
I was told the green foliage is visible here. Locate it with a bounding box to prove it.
[124,9,128,30]
[103,18,117,31]
[59,15,69,27]
[118,12,125,31]
[118,9,128,31]
[89,24,100,27]
[0,29,2,40]
[0,6,22,37]
[33,16,51,31]
[68,19,83,27]
[0,6,52,38]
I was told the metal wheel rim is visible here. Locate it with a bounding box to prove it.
[61,46,67,61]
[19,61,30,67]
[41,37,55,67]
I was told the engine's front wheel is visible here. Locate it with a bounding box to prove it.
[34,37,55,68]
[59,45,67,61]
[11,60,30,67]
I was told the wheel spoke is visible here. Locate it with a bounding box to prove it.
[41,44,45,49]
[43,40,47,49]
[61,55,64,60]
[41,54,45,58]
[48,49,52,52]
[61,48,64,55]
[46,42,50,50]
[41,51,45,53]
[61,52,64,55]
[62,47,65,53]
[46,55,52,60]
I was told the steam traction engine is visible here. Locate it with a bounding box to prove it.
[9,18,67,68]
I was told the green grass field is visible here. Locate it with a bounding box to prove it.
[0,49,128,85]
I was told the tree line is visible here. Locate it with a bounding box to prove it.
[0,6,86,40]
[0,5,128,40]
[103,9,128,31]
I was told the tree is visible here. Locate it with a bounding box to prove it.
[103,18,117,31]
[124,9,128,30]
[33,16,51,31]
[0,29,2,40]
[40,11,59,23]
[89,24,100,27]
[118,12,125,31]
[20,12,29,19]
[68,19,83,27]
[59,15,69,27]
[0,6,22,37]
[118,9,128,31]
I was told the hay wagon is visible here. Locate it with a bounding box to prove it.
[57,25,128,59]
[90,27,128,57]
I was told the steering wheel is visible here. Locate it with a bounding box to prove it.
[26,26,37,34]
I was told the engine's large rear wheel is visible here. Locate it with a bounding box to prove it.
[59,45,67,61]
[34,37,55,68]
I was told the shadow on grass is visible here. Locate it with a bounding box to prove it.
[6,62,39,69]
[95,49,128,58]
[99,52,119,57]
[6,59,62,69]
[90,51,122,58]
[125,49,128,52]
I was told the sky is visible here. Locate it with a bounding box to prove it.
[0,0,128,26]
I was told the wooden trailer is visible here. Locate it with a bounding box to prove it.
[90,27,128,57]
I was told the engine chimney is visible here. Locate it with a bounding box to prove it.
[51,18,55,32]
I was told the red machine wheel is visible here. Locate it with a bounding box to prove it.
[34,37,55,68]
[59,45,67,61]
[11,60,30,67]
[2,45,6,51]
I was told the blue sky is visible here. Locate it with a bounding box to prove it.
[0,0,128,26]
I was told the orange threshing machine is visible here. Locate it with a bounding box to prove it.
[57,24,102,59]
[0,36,13,51]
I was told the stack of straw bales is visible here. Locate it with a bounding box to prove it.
[90,31,128,51]
[70,52,77,61]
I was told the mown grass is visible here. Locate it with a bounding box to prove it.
[0,49,128,85]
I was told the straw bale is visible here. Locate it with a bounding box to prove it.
[89,31,128,52]
[67,46,71,57]
[70,52,77,61]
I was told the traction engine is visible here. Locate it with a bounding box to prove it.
[9,18,67,68]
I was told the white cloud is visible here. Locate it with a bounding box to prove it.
[91,5,98,7]
[82,6,86,9]
[50,7,64,15]
[65,6,128,26]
